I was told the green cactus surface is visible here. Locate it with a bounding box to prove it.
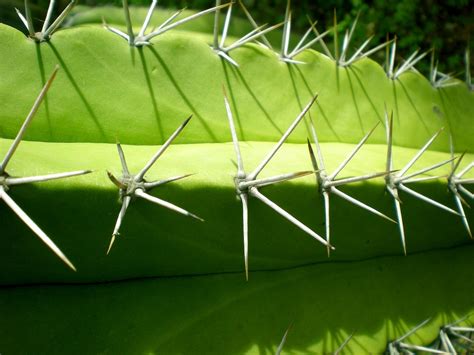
[0,2,473,354]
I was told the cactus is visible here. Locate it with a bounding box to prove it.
[0,1,473,354]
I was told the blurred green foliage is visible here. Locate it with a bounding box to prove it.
[2,0,472,77]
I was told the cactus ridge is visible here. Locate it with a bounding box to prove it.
[0,1,472,279]
[0,1,473,354]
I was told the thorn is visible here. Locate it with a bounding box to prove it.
[329,122,379,180]
[107,171,125,189]
[333,8,339,62]
[224,92,245,176]
[334,332,354,355]
[106,233,117,255]
[24,0,36,37]
[248,94,318,180]
[145,3,229,41]
[397,128,444,178]
[109,195,131,252]
[250,187,334,249]
[135,115,192,182]
[307,138,319,172]
[240,171,313,189]
[332,187,397,223]
[138,0,158,37]
[238,0,273,50]
[0,66,59,174]
[241,193,249,281]
[397,318,432,342]
[0,187,76,271]
[393,198,407,255]
[135,189,204,222]
[276,323,292,355]
[6,170,92,186]
[398,184,460,216]
[323,191,330,257]
[143,173,195,190]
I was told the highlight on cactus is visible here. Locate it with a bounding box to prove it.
[0,0,472,353]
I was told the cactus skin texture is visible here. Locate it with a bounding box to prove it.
[0,3,473,354]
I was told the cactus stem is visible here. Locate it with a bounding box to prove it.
[107,117,201,252]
